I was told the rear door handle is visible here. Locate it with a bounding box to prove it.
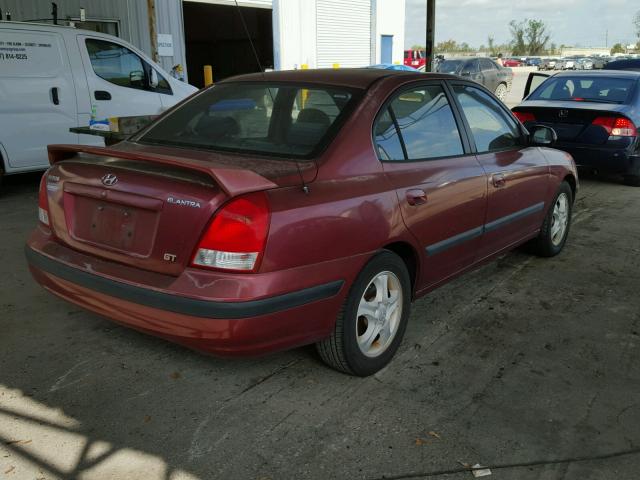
[406,189,427,206]
[492,173,506,188]
[94,90,112,100]
[51,87,59,105]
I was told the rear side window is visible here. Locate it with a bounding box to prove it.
[139,83,357,158]
[452,84,520,152]
[374,85,464,161]
[86,39,147,90]
[529,76,634,104]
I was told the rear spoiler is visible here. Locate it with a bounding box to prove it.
[47,144,277,197]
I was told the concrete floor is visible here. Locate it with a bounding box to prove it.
[1,170,640,480]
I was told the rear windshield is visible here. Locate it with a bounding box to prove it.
[138,83,358,158]
[528,76,635,104]
[437,60,463,74]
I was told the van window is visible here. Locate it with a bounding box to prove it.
[0,31,64,77]
[86,39,148,90]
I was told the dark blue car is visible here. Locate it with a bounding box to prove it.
[513,70,640,186]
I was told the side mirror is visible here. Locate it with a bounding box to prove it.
[530,125,557,146]
[149,69,159,89]
[460,70,471,77]
[129,70,144,86]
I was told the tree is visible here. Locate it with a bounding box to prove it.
[435,39,459,52]
[525,19,550,55]
[634,10,640,48]
[411,44,425,51]
[610,43,625,55]
[509,18,551,55]
[488,35,498,56]
[509,20,527,56]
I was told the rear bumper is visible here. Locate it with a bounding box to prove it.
[554,143,640,176]
[25,232,364,356]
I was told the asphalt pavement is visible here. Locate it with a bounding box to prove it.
[1,167,640,479]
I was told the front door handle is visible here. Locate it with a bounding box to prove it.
[51,87,59,105]
[406,189,427,206]
[492,173,506,188]
[94,90,112,100]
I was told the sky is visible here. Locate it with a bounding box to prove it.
[404,0,639,49]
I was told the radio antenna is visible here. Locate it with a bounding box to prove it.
[233,0,310,194]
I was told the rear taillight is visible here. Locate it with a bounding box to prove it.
[513,111,536,124]
[592,116,637,137]
[38,173,50,226]
[191,192,270,272]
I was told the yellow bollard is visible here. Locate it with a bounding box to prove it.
[301,64,309,108]
[203,65,213,87]
[332,63,340,69]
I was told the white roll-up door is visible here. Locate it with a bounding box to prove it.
[316,0,371,68]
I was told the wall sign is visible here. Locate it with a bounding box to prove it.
[157,34,174,57]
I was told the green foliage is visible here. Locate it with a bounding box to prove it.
[411,44,425,51]
[435,39,474,53]
[509,18,551,55]
[610,43,625,55]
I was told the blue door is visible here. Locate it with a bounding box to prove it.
[381,35,393,64]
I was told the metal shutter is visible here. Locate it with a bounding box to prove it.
[316,0,371,68]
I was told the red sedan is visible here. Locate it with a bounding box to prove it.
[503,58,524,67]
[26,69,577,376]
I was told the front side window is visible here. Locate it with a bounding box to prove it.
[374,85,464,161]
[139,83,356,158]
[86,39,147,90]
[480,59,497,71]
[452,84,520,152]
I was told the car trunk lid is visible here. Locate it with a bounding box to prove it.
[44,144,309,276]
[514,101,630,145]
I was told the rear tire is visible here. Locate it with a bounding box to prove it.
[623,175,640,187]
[494,83,508,101]
[316,251,411,376]
[529,181,573,257]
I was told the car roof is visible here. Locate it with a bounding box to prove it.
[553,69,640,78]
[221,68,455,89]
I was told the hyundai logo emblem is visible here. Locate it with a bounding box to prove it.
[101,173,118,186]
[559,109,569,118]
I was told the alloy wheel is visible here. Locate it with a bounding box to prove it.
[551,193,569,246]
[355,271,403,358]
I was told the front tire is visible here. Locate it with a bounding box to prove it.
[529,181,573,257]
[316,251,411,376]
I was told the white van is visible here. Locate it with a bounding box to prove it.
[0,21,197,179]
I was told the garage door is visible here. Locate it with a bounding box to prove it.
[316,0,371,68]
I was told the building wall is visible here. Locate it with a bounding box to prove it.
[560,47,610,57]
[274,0,403,70]
[374,0,405,64]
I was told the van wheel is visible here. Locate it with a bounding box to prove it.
[316,251,411,376]
[529,181,573,257]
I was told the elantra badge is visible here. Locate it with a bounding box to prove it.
[101,173,118,186]
[167,197,201,208]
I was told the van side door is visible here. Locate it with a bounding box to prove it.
[0,28,78,171]
[77,35,165,120]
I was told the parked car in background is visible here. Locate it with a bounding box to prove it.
[503,58,523,67]
[26,68,577,376]
[369,64,417,71]
[404,49,426,69]
[576,58,594,70]
[0,21,197,182]
[605,59,640,71]
[592,57,610,69]
[515,70,640,186]
[436,57,513,100]
[562,58,579,70]
[526,57,542,67]
[539,58,559,71]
